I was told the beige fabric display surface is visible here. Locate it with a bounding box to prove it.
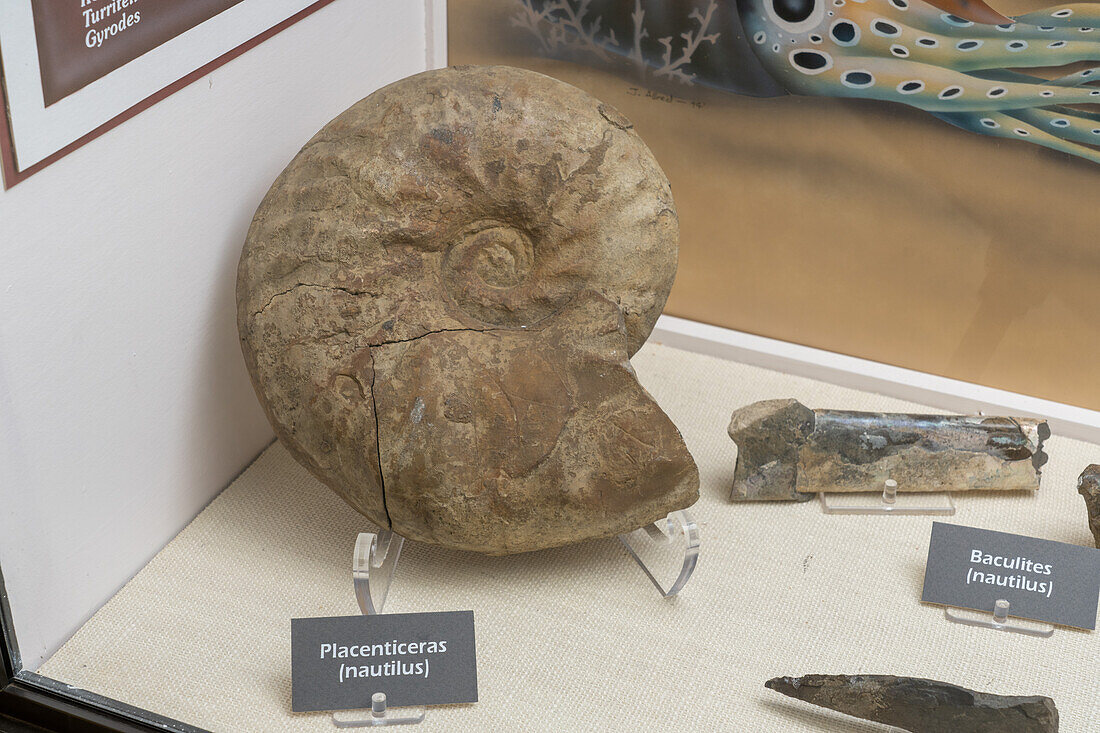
[38,342,1100,732]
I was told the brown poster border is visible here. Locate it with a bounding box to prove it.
[0,0,340,190]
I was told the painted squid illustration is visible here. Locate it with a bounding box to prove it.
[512,0,1100,163]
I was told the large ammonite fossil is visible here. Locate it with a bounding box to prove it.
[237,65,699,555]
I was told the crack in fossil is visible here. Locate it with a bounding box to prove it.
[370,325,511,347]
[367,324,514,532]
[368,350,392,530]
[250,282,375,318]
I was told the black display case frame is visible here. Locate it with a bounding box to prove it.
[0,563,204,733]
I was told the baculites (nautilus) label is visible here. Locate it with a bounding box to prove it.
[922,522,1100,630]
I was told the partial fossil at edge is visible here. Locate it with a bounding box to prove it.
[766,675,1058,733]
[1078,465,1100,548]
[727,399,1049,501]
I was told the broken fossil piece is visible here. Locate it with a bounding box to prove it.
[1078,465,1100,548]
[236,65,698,554]
[726,398,815,502]
[372,290,699,553]
[728,399,1049,501]
[766,675,1058,733]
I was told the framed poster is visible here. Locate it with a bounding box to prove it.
[0,0,339,187]
[449,0,1100,412]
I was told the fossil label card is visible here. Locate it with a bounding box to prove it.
[291,610,478,712]
[922,522,1100,630]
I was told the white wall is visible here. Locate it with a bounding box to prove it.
[0,0,440,670]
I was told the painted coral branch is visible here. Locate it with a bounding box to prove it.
[545,0,613,60]
[510,0,556,52]
[510,0,617,60]
[654,0,720,85]
[629,0,649,72]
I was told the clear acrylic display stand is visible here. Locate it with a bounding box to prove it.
[618,509,700,597]
[943,599,1055,639]
[332,693,424,728]
[819,479,955,516]
[352,530,404,616]
[332,532,425,728]
[349,510,700,612]
[331,509,700,727]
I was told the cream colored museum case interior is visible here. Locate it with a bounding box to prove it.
[2,1,1099,732]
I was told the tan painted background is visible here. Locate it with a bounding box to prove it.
[449,0,1100,412]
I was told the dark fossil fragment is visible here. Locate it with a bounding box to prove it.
[766,674,1058,732]
[728,399,1049,501]
[1078,465,1100,548]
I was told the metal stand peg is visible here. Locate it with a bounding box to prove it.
[819,479,956,516]
[332,693,425,728]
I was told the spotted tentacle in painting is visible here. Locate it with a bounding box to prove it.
[512,0,1100,163]
[741,0,1100,162]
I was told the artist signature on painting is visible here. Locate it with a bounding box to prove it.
[626,87,704,109]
